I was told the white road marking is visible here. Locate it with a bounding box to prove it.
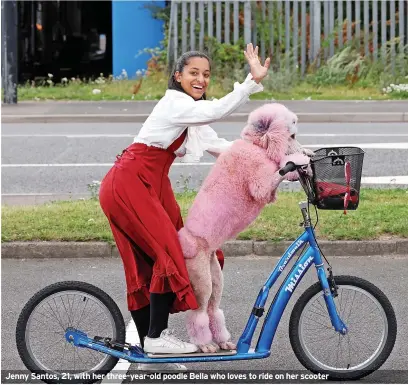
[2,141,408,168]
[307,142,408,149]
[2,142,407,187]
[2,193,59,196]
[1,134,136,138]
[299,134,408,137]
[360,176,408,184]
[1,163,216,167]
[2,133,408,138]
[101,320,139,384]
[2,163,115,167]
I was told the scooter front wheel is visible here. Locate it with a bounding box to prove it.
[289,275,397,380]
[16,281,126,384]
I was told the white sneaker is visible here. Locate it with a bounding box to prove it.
[143,329,199,354]
[137,363,187,372]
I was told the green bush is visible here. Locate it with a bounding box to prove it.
[305,40,408,92]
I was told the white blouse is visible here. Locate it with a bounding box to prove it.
[133,73,264,162]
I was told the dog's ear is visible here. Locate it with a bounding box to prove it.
[263,119,290,163]
[242,103,292,163]
[241,103,277,142]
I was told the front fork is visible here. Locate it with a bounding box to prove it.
[315,264,348,334]
[301,202,348,335]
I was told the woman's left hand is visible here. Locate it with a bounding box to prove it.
[244,43,271,83]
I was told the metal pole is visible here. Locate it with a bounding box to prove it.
[166,0,174,74]
[2,0,18,104]
[313,0,321,66]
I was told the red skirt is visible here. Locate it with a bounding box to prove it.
[99,131,223,313]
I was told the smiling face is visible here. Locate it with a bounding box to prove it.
[174,57,211,100]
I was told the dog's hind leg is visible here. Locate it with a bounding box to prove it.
[185,250,218,353]
[208,252,236,351]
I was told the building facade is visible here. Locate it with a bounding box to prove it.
[10,1,166,82]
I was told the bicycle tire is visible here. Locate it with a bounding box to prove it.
[289,275,397,380]
[16,281,126,384]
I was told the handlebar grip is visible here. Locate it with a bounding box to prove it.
[279,161,297,176]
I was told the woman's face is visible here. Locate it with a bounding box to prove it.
[175,57,211,100]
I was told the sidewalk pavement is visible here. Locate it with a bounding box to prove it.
[2,239,407,259]
[2,100,408,123]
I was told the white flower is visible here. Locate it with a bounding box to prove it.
[92,89,101,94]
[383,83,408,94]
[61,77,68,83]
[48,73,53,78]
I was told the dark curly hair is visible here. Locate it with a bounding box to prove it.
[168,51,212,100]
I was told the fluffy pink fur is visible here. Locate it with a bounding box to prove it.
[186,311,213,345]
[179,103,311,351]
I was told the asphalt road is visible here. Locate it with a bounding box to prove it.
[1,122,408,204]
[2,255,408,383]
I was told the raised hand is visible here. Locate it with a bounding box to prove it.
[244,43,271,83]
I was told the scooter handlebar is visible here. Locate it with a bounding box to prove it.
[279,161,297,176]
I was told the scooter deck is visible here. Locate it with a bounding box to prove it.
[148,350,236,358]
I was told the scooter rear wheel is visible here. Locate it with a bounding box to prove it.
[16,281,126,384]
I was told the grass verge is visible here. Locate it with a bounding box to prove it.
[16,70,407,102]
[2,189,407,243]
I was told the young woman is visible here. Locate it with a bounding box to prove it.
[99,43,270,371]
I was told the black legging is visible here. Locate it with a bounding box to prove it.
[130,292,176,348]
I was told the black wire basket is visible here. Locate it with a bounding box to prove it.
[298,147,365,210]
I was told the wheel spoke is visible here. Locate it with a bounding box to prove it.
[19,285,121,377]
[295,279,393,377]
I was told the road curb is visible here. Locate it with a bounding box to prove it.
[2,240,407,259]
[2,112,406,123]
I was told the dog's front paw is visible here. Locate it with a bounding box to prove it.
[218,341,236,351]
[280,152,310,168]
[302,147,315,157]
[199,343,218,353]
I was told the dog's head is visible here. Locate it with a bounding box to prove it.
[241,103,298,163]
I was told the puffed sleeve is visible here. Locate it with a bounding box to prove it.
[167,74,264,127]
[180,125,233,162]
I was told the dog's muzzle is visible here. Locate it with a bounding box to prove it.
[290,124,298,139]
